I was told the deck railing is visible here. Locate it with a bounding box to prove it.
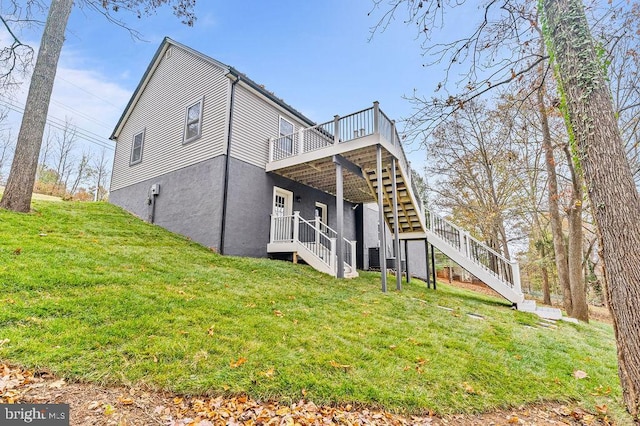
[268,102,415,203]
[269,212,356,276]
[425,209,520,291]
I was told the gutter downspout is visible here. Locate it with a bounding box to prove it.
[219,74,240,255]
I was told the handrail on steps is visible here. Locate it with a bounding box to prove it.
[270,212,357,275]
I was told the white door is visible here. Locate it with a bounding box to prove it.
[314,202,328,226]
[272,187,294,242]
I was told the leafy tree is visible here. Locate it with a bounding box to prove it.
[0,0,196,212]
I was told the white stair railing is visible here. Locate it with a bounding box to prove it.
[314,217,357,273]
[425,209,521,292]
[270,213,357,277]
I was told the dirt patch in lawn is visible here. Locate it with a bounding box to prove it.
[1,363,614,425]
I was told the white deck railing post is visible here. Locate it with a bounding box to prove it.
[329,238,337,275]
[511,262,521,293]
[268,137,274,162]
[298,129,304,154]
[293,211,300,243]
[269,214,275,243]
[391,119,395,145]
[333,115,340,145]
[373,101,379,134]
[350,240,357,270]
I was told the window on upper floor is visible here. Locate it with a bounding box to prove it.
[278,116,294,155]
[184,97,204,144]
[130,129,145,165]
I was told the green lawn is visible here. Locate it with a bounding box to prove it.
[0,201,625,419]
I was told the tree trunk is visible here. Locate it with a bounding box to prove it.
[540,244,552,305]
[0,0,74,212]
[543,0,640,417]
[536,85,573,315]
[564,145,589,321]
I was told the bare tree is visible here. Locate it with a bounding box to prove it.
[0,0,73,211]
[91,148,110,201]
[0,0,197,212]
[0,130,15,184]
[428,100,524,259]
[52,118,77,192]
[69,151,91,195]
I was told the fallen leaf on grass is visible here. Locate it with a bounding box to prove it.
[230,357,247,368]
[260,368,275,378]
[273,310,284,317]
[329,360,351,371]
[462,382,476,394]
[591,385,612,396]
[508,415,519,424]
[596,403,608,414]
[207,326,215,336]
[573,370,588,379]
[12,248,21,255]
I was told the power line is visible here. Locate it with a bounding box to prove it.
[56,76,124,111]
[50,99,113,130]
[0,97,115,151]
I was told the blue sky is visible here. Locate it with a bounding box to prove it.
[1,1,470,174]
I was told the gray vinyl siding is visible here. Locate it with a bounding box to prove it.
[230,84,309,168]
[111,46,230,191]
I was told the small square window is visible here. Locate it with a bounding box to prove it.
[184,97,204,144]
[130,130,144,165]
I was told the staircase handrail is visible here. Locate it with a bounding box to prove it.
[425,209,513,263]
[425,208,520,290]
[312,217,357,271]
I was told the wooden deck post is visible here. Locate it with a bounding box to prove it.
[335,160,344,279]
[391,157,402,291]
[376,144,387,292]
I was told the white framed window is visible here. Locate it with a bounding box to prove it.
[278,116,294,155]
[130,129,145,165]
[184,97,204,144]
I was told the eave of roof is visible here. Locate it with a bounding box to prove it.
[110,37,315,140]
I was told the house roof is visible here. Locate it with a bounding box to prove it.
[110,37,316,140]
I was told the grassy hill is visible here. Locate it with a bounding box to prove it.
[0,201,625,418]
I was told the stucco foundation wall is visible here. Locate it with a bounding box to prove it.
[223,157,357,257]
[110,157,225,250]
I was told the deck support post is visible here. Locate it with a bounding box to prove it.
[431,244,437,290]
[376,145,387,292]
[391,157,401,291]
[425,239,431,289]
[335,160,344,279]
[404,239,410,283]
